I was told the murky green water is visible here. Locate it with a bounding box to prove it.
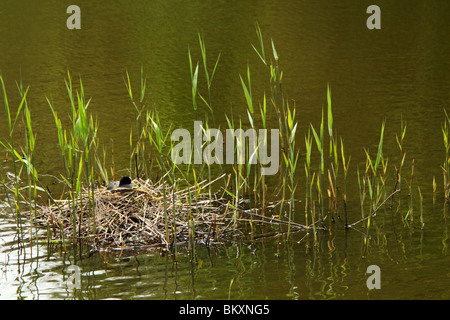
[1,0,450,299]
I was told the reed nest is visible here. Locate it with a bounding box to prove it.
[32,176,308,251]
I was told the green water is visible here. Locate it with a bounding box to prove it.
[1,0,450,299]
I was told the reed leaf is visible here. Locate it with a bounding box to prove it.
[240,65,253,113]
[327,84,333,137]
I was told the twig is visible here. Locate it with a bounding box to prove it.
[347,189,400,228]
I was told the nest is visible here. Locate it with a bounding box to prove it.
[33,176,307,251]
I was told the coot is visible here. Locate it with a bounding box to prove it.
[107,176,133,190]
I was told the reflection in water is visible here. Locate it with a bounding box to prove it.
[1,199,450,299]
[0,214,58,299]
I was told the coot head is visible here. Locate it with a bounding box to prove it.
[119,176,132,188]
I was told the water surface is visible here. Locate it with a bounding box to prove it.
[1,0,450,299]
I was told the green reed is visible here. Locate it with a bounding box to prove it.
[433,175,437,204]
[125,66,150,179]
[357,164,366,218]
[224,115,243,222]
[252,24,302,236]
[1,75,57,242]
[310,173,317,245]
[16,79,40,240]
[190,35,225,185]
[1,75,31,238]
[188,47,200,121]
[282,101,299,235]
[253,22,285,152]
[310,109,325,226]
[2,27,441,259]
[240,62,263,214]
[362,120,385,255]
[148,110,172,244]
[396,116,407,184]
[304,129,313,228]
[259,93,268,211]
[124,76,181,247]
[326,84,339,222]
[1,76,24,228]
[340,137,351,227]
[404,159,415,223]
[198,33,221,128]
[47,71,102,238]
[443,109,450,200]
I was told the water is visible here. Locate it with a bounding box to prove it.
[2,204,449,300]
[1,0,450,299]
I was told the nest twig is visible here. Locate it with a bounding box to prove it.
[29,176,307,251]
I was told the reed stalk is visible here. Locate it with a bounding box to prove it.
[396,116,407,190]
[1,75,60,244]
[0,75,27,236]
[148,111,172,246]
[188,47,200,121]
[259,93,268,212]
[310,109,325,226]
[363,120,385,255]
[326,85,339,221]
[252,22,285,152]
[433,176,437,204]
[340,137,351,228]
[418,185,424,228]
[46,71,103,239]
[197,33,221,128]
[304,129,313,228]
[17,80,40,241]
[282,101,299,236]
[125,67,149,179]
[443,109,450,199]
[405,159,415,222]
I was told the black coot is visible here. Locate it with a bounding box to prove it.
[107,176,133,190]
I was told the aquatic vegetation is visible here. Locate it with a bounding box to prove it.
[340,137,351,227]
[0,25,440,259]
[443,109,450,200]
[0,75,47,243]
[46,72,103,239]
